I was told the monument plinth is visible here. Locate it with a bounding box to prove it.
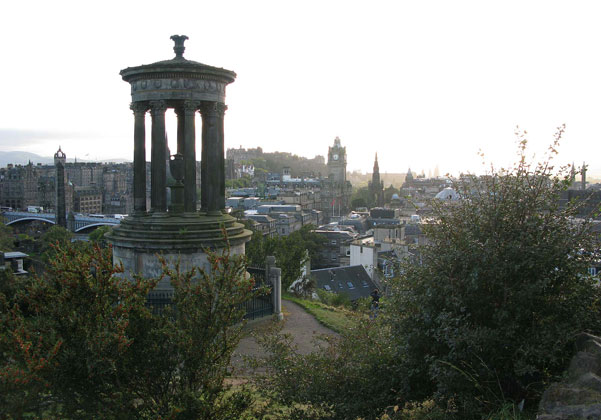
[108,35,251,290]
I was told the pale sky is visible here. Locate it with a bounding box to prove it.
[2,0,601,177]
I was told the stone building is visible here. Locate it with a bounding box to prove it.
[73,186,103,214]
[320,137,352,222]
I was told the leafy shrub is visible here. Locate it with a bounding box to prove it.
[255,317,402,420]
[1,242,262,419]
[388,129,601,416]
[316,288,351,308]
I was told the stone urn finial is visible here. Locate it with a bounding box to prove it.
[170,35,189,59]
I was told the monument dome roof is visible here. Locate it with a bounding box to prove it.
[120,35,236,84]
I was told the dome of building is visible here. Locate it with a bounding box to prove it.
[435,187,459,201]
[391,193,400,201]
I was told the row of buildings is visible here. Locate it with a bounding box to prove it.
[0,157,133,215]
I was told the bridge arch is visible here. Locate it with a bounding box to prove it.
[6,217,56,226]
[74,223,116,233]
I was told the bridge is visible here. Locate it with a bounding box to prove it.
[1,212,121,232]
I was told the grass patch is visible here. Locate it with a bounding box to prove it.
[283,293,360,333]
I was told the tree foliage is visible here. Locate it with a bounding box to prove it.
[39,225,73,260]
[388,127,601,416]
[351,186,373,210]
[0,218,14,252]
[1,242,263,419]
[245,224,326,288]
[255,318,402,420]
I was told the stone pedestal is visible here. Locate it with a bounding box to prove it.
[110,212,249,288]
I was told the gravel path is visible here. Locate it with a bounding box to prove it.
[230,299,339,377]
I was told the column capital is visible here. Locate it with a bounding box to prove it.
[199,101,227,116]
[149,100,168,116]
[183,100,200,116]
[130,102,148,115]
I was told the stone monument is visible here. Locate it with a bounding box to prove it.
[54,146,66,228]
[108,35,252,293]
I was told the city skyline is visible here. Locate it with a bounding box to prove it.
[2,1,601,176]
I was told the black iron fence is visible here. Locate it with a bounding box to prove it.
[145,267,274,320]
[247,266,266,284]
[146,291,175,316]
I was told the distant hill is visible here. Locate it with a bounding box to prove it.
[0,151,130,167]
[0,151,54,166]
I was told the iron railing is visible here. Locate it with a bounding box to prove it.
[145,267,274,320]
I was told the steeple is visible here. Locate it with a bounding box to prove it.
[373,153,379,173]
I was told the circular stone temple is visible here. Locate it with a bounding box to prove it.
[108,35,251,287]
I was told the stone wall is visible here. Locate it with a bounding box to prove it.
[537,333,601,419]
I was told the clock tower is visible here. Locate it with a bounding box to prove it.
[322,136,351,223]
[327,136,347,184]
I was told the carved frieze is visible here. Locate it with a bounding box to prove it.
[130,77,227,103]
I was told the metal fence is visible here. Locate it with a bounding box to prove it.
[145,267,274,320]
[247,266,266,284]
[146,291,175,316]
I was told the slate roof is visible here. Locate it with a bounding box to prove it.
[311,265,377,301]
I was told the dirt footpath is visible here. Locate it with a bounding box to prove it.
[230,299,339,377]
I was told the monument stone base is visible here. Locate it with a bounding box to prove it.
[108,212,252,293]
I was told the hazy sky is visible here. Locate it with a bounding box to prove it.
[2,0,601,176]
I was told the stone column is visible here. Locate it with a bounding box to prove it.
[150,100,167,212]
[175,106,185,155]
[183,100,199,213]
[216,103,227,210]
[131,102,147,214]
[200,102,223,216]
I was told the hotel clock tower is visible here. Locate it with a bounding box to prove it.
[327,136,347,184]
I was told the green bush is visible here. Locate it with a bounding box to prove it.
[315,288,352,308]
[255,318,402,420]
[1,242,263,419]
[388,129,601,417]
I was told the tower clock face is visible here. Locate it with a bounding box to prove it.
[333,154,339,161]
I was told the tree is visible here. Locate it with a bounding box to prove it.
[0,218,14,252]
[351,186,373,210]
[39,225,73,260]
[88,225,112,246]
[245,224,326,289]
[1,241,263,419]
[388,127,601,416]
